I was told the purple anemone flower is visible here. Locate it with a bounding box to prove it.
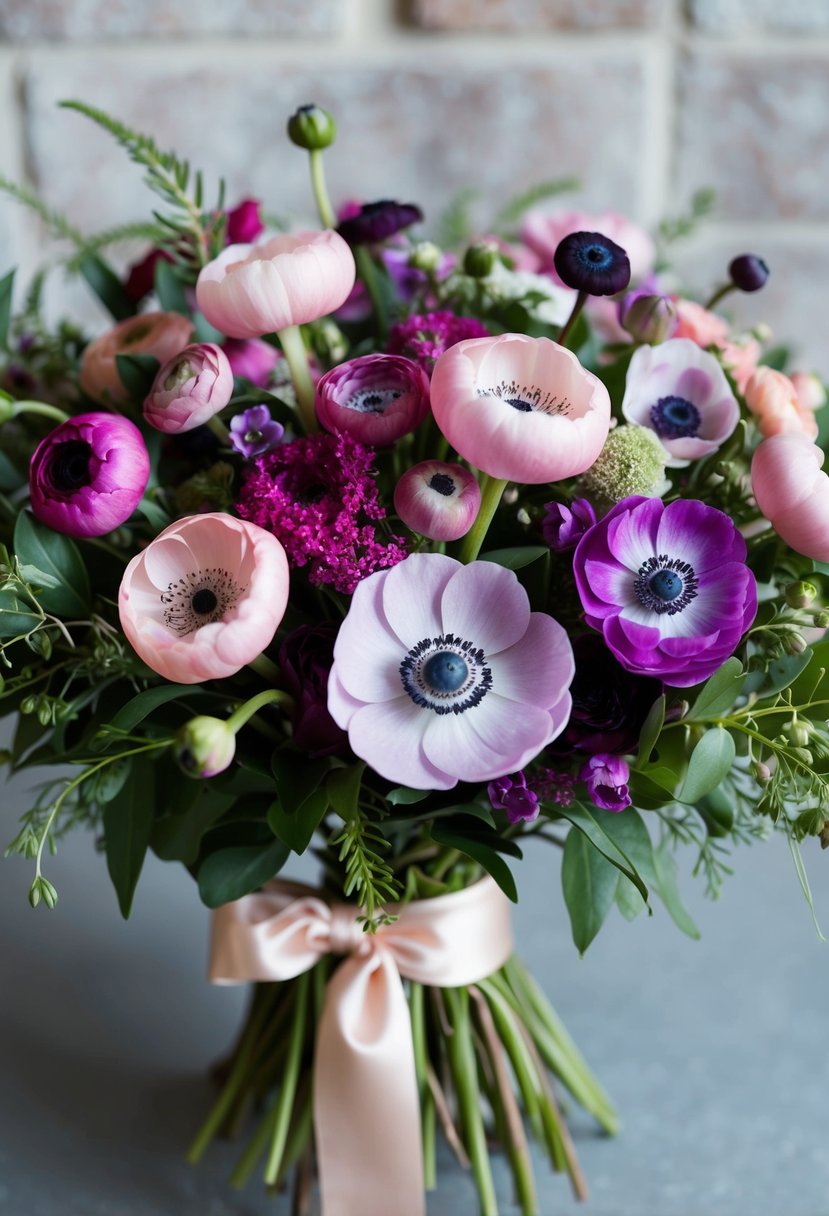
[580,753,631,813]
[336,200,423,246]
[573,496,757,688]
[29,411,150,538]
[542,498,596,552]
[553,231,631,297]
[328,552,574,790]
[229,404,285,458]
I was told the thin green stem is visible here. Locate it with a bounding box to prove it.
[703,282,733,312]
[443,987,499,1216]
[557,289,587,348]
[207,415,230,443]
[354,246,388,341]
[12,400,71,424]
[309,149,336,229]
[278,324,317,434]
[247,652,282,683]
[263,970,310,1185]
[226,688,293,734]
[456,474,507,564]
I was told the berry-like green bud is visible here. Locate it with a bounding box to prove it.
[463,241,499,279]
[0,392,14,425]
[783,631,807,655]
[784,718,813,748]
[175,715,236,778]
[622,294,677,345]
[579,425,668,514]
[785,580,818,609]
[792,747,814,766]
[287,104,337,152]
[408,241,442,274]
[815,610,829,630]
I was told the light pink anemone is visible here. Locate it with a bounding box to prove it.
[744,366,819,442]
[521,209,656,284]
[143,342,234,434]
[394,461,481,541]
[621,337,739,467]
[751,434,829,562]
[430,334,611,484]
[119,513,289,683]
[328,552,574,790]
[195,230,356,340]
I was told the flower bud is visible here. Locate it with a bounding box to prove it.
[463,242,499,279]
[728,253,769,293]
[783,631,807,655]
[144,343,234,434]
[394,460,481,542]
[784,719,813,748]
[554,231,631,297]
[314,318,349,365]
[752,760,772,783]
[488,771,540,824]
[408,242,443,274]
[621,294,677,344]
[579,753,631,813]
[337,201,423,247]
[225,198,264,244]
[792,747,813,766]
[287,104,337,151]
[175,715,237,778]
[79,311,193,408]
[542,497,596,552]
[815,610,829,629]
[785,580,818,609]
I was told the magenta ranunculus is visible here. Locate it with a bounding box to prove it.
[328,552,574,790]
[579,754,631,813]
[573,496,757,687]
[430,334,611,485]
[225,198,264,245]
[143,343,234,434]
[29,412,150,538]
[394,460,481,542]
[315,354,431,446]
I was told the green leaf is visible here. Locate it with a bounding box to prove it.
[103,762,155,918]
[327,762,365,821]
[0,449,25,492]
[197,839,289,908]
[615,876,646,921]
[431,823,519,902]
[744,649,813,699]
[596,807,657,887]
[192,310,224,345]
[77,252,136,321]
[556,801,649,902]
[479,545,549,571]
[386,786,430,806]
[635,694,665,767]
[153,257,189,313]
[115,352,160,400]
[151,784,236,865]
[652,839,701,939]
[269,753,329,853]
[690,658,746,719]
[95,682,209,744]
[678,728,735,804]
[0,268,14,347]
[561,829,620,953]
[787,830,826,941]
[13,511,90,617]
[0,589,41,637]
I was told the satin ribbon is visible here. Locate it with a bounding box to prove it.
[209,876,513,1216]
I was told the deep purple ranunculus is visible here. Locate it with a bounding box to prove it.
[488,771,540,824]
[573,495,757,687]
[124,248,173,302]
[337,200,423,247]
[579,753,631,813]
[278,623,349,758]
[559,634,662,755]
[29,412,150,538]
[226,198,265,244]
[542,498,597,552]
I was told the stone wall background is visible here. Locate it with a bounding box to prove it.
[0,0,826,372]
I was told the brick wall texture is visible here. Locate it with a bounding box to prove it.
[1,0,828,374]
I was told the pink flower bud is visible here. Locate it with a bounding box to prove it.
[315,354,430,446]
[744,366,819,442]
[751,433,829,562]
[143,343,234,434]
[175,715,236,778]
[394,461,481,541]
[225,198,264,245]
[79,312,193,408]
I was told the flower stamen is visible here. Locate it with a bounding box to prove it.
[633,554,698,616]
[400,632,492,714]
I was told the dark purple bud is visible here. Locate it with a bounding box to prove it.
[488,771,540,824]
[728,253,769,293]
[579,753,631,813]
[553,230,631,297]
[542,497,596,552]
[337,200,423,247]
[278,623,349,758]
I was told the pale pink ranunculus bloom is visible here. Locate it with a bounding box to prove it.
[430,333,610,484]
[791,372,827,413]
[751,434,829,561]
[118,512,289,683]
[143,343,234,434]
[195,230,356,340]
[744,366,819,442]
[79,311,194,407]
[521,209,656,285]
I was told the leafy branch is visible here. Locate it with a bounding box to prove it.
[330,813,402,932]
[0,175,86,247]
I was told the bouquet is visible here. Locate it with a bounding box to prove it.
[2,99,828,1216]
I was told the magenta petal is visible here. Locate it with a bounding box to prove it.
[606,498,662,569]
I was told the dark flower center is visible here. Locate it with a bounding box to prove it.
[160,567,243,636]
[580,242,613,269]
[480,378,571,417]
[429,473,456,496]
[345,387,402,414]
[423,651,469,693]
[244,428,263,444]
[191,588,218,615]
[650,395,701,440]
[48,440,93,492]
[400,633,492,714]
[634,555,698,615]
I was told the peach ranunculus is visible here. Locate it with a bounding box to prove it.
[751,433,829,561]
[719,336,761,395]
[744,366,819,442]
[79,311,194,408]
[195,230,356,340]
[672,298,730,348]
[791,372,827,414]
[521,209,656,285]
[430,333,610,484]
[118,512,289,683]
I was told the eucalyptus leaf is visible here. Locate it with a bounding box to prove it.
[13,511,90,617]
[561,830,620,953]
[103,763,155,918]
[652,839,701,939]
[690,658,746,719]
[678,728,735,804]
[556,801,649,902]
[479,545,549,571]
[197,839,289,908]
[0,590,41,638]
[596,807,657,888]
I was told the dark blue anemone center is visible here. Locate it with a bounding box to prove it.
[634,554,699,616]
[429,473,456,496]
[577,241,613,270]
[422,651,469,693]
[650,395,701,440]
[649,569,682,601]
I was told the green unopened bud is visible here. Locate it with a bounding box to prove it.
[175,715,236,779]
[579,425,668,514]
[815,610,829,630]
[0,393,14,425]
[408,241,442,274]
[792,747,814,767]
[20,695,38,715]
[287,104,337,152]
[785,580,818,609]
[27,630,52,659]
[622,294,677,345]
[463,242,499,279]
[783,631,807,655]
[37,701,53,727]
[785,718,813,748]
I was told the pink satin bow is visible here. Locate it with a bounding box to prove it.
[209,876,514,1216]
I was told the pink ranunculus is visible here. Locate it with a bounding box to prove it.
[719,336,761,395]
[744,366,819,442]
[195,230,356,340]
[222,338,280,388]
[751,434,829,562]
[143,343,234,434]
[118,512,289,684]
[79,311,194,408]
[394,461,481,541]
[791,372,827,414]
[521,209,656,285]
[225,198,264,245]
[672,298,730,349]
[430,333,611,485]
[315,354,431,446]
[327,552,574,790]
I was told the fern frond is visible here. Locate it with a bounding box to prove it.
[0,175,85,246]
[331,814,402,931]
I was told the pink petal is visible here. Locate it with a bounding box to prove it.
[440,560,530,655]
[348,698,453,790]
[381,552,458,648]
[422,693,554,782]
[488,612,574,709]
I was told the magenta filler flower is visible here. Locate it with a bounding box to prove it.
[328,552,574,790]
[29,411,150,538]
[573,496,757,687]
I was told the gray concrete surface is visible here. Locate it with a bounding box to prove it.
[1,763,828,1216]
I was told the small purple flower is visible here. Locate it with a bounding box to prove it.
[225,198,265,245]
[229,405,285,459]
[278,623,349,758]
[488,772,540,824]
[388,310,491,376]
[553,231,631,297]
[573,495,757,687]
[534,768,576,807]
[315,354,431,447]
[29,412,150,538]
[579,753,631,813]
[542,498,596,552]
[337,200,423,246]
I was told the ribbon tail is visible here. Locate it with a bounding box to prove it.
[314,947,425,1216]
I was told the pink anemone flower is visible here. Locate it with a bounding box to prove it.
[751,434,829,562]
[195,230,356,340]
[328,552,574,790]
[430,334,611,485]
[118,513,289,684]
[621,337,739,467]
